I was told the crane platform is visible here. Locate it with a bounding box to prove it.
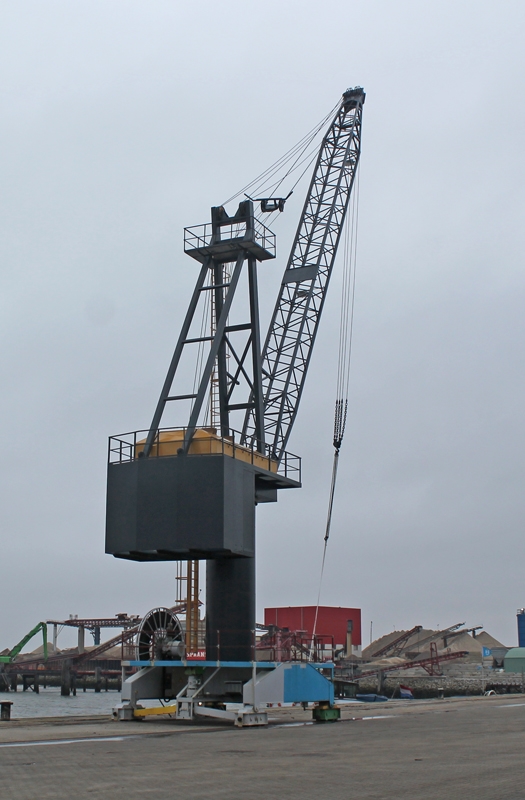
[184,216,275,263]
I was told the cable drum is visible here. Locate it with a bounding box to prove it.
[136,607,184,661]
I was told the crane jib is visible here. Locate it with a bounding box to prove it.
[242,88,365,462]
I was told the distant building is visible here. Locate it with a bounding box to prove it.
[504,647,525,673]
[264,606,361,652]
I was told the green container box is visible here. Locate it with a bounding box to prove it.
[312,706,341,723]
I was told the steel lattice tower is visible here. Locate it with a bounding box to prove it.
[243,88,365,460]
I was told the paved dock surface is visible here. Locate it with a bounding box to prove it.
[0,696,524,799]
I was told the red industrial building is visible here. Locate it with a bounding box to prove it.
[264,606,361,649]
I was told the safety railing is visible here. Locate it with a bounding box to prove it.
[184,217,276,258]
[256,631,335,664]
[183,629,332,663]
[108,427,301,483]
[127,628,334,664]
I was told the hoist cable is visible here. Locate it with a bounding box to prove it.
[335,167,360,410]
[311,538,328,653]
[311,165,360,650]
[310,447,341,644]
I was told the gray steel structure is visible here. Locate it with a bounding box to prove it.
[107,448,259,559]
[243,87,365,460]
[106,200,300,563]
[145,200,271,456]
[105,88,365,661]
[106,201,299,659]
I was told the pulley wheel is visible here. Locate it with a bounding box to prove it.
[136,607,183,661]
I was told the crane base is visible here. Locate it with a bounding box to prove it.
[116,661,335,727]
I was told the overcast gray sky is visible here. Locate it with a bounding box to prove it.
[1,1,524,650]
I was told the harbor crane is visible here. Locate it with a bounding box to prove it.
[106,87,365,723]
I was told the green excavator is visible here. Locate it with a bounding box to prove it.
[0,622,48,664]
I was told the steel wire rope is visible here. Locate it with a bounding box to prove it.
[288,146,324,194]
[258,130,328,202]
[250,124,327,199]
[260,145,323,236]
[311,165,360,650]
[190,285,211,425]
[221,103,338,207]
[249,141,325,214]
[249,145,325,238]
[225,106,335,204]
[242,148,319,219]
[222,137,310,207]
[249,121,333,210]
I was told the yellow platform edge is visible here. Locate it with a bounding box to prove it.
[135,428,278,474]
[133,705,178,717]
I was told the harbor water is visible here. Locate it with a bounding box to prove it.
[2,687,120,719]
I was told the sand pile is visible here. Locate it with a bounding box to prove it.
[29,642,59,655]
[441,632,483,655]
[363,656,406,669]
[365,627,505,667]
[476,631,505,649]
[93,645,122,659]
[363,629,433,658]
[363,629,435,659]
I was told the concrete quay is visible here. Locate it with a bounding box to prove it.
[1,696,524,799]
[358,672,525,697]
